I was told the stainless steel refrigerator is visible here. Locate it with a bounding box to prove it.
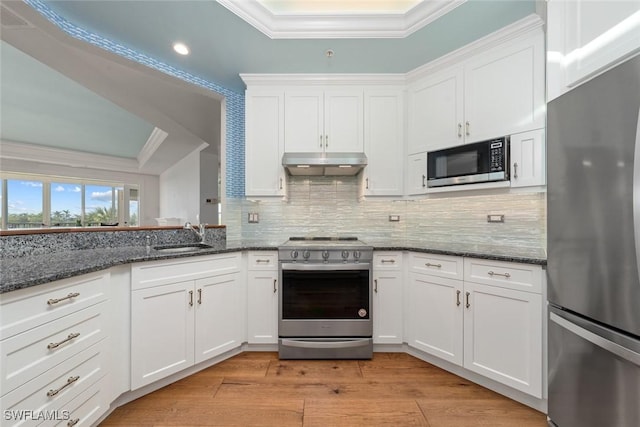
[547,53,640,427]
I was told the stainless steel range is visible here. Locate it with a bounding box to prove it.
[278,237,373,359]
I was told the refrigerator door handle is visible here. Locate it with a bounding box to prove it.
[550,312,640,367]
[634,106,640,285]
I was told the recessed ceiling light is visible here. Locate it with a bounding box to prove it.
[173,42,190,55]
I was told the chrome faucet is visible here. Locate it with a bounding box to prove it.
[184,222,206,243]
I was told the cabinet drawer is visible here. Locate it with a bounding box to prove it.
[409,253,463,280]
[373,252,402,270]
[0,271,109,341]
[132,252,241,290]
[247,251,278,270]
[42,377,108,427]
[1,304,106,395]
[1,341,106,427]
[463,258,542,294]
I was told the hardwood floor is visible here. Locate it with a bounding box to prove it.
[100,352,546,426]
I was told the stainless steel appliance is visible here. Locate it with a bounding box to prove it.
[547,53,640,427]
[426,136,509,187]
[278,237,373,359]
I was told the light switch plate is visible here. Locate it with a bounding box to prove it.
[248,213,259,223]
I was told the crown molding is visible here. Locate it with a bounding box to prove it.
[406,13,544,83]
[137,127,169,169]
[0,140,141,174]
[217,0,466,39]
[241,73,406,87]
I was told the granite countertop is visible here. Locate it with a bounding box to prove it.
[1,240,545,294]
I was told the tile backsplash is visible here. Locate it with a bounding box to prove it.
[224,176,546,252]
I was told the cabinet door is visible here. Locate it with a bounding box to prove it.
[363,90,404,196]
[247,271,279,344]
[408,67,464,154]
[245,91,286,196]
[407,273,463,365]
[284,90,324,153]
[464,33,544,143]
[406,152,428,195]
[463,281,542,397]
[324,90,364,152]
[194,273,242,363]
[373,272,403,344]
[510,129,546,188]
[130,281,194,390]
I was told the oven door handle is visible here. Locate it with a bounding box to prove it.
[280,338,371,349]
[281,263,371,271]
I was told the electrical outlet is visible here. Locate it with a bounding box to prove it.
[389,215,400,222]
[248,213,259,223]
[487,214,505,223]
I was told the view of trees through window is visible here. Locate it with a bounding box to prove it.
[1,175,139,230]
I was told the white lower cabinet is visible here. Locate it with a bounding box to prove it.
[408,272,463,365]
[407,253,544,398]
[246,251,279,344]
[130,253,242,390]
[372,253,403,344]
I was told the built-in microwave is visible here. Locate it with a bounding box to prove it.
[426,136,509,187]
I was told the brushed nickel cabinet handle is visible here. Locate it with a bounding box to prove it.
[374,279,378,293]
[366,178,369,189]
[189,290,194,307]
[465,121,470,136]
[47,332,80,350]
[381,259,395,264]
[47,292,80,305]
[458,123,462,138]
[256,259,271,264]
[197,288,202,305]
[325,135,328,148]
[425,262,442,268]
[47,375,79,397]
[273,279,277,293]
[465,292,471,309]
[513,162,519,179]
[456,290,461,307]
[279,178,283,190]
[488,271,511,278]
[422,174,426,188]
[320,135,323,147]
[67,418,80,427]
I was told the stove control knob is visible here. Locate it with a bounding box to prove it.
[290,250,299,259]
[302,250,311,260]
[353,251,361,260]
[341,250,349,260]
[322,251,330,260]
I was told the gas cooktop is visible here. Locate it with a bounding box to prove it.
[279,237,373,262]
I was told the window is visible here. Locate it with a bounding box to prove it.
[51,182,82,227]
[7,179,43,229]
[0,173,140,230]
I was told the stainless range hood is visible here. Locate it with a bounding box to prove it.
[282,152,367,176]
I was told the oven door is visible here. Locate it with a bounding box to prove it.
[279,262,372,338]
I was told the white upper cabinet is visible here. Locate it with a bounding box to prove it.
[547,0,640,101]
[463,32,545,143]
[284,89,363,153]
[363,89,405,196]
[406,152,428,195]
[408,67,464,154]
[510,129,546,188]
[245,90,286,197]
[407,23,545,154]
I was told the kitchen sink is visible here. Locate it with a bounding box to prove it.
[153,243,213,253]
